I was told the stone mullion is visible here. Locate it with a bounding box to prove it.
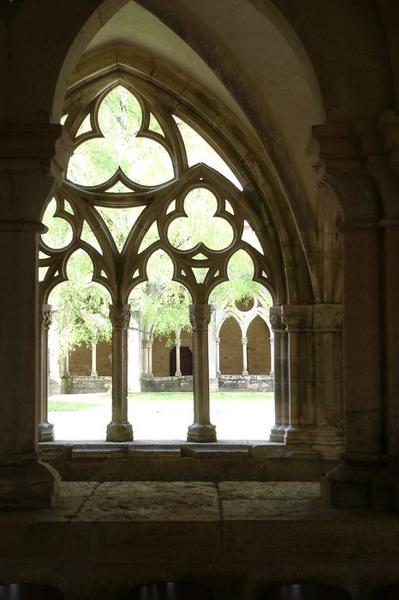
[90,338,98,377]
[269,306,286,442]
[142,338,149,376]
[241,337,248,375]
[187,304,217,442]
[106,304,133,442]
[147,339,153,377]
[215,337,221,376]
[269,332,274,375]
[175,333,182,377]
[38,304,55,442]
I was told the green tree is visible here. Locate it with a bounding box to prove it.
[49,249,112,356]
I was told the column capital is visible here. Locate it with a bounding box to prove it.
[189,304,212,330]
[41,304,53,331]
[281,305,313,331]
[269,305,285,332]
[109,304,131,330]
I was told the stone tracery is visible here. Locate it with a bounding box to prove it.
[39,77,275,442]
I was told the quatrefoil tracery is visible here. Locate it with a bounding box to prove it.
[40,78,276,306]
[67,85,176,191]
[166,187,235,253]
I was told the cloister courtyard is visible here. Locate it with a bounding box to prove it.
[48,391,274,441]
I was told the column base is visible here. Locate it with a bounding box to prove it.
[323,461,383,509]
[269,425,286,443]
[313,427,344,460]
[187,423,217,442]
[0,457,61,509]
[284,425,319,456]
[106,421,133,442]
[38,420,55,442]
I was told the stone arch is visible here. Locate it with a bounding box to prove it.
[8,0,328,303]
[247,315,271,375]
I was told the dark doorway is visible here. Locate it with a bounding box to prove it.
[169,346,193,376]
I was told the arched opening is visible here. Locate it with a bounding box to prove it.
[247,316,271,375]
[219,317,242,375]
[42,245,112,441]
[169,346,193,377]
[32,0,343,455]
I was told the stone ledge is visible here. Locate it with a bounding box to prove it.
[38,442,338,482]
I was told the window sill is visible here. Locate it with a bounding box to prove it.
[38,441,337,482]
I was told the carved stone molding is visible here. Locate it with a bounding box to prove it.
[109,304,131,330]
[189,304,212,331]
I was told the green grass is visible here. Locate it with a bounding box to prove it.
[48,391,274,411]
[48,400,98,411]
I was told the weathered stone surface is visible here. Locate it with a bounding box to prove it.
[76,481,220,522]
[219,482,321,519]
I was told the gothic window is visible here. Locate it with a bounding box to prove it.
[39,76,275,443]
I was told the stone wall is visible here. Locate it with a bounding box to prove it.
[247,316,271,374]
[69,342,112,376]
[141,375,193,392]
[218,374,273,392]
[152,331,193,377]
[140,375,270,393]
[219,317,242,374]
[62,375,112,394]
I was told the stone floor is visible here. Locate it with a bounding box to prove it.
[1,482,399,599]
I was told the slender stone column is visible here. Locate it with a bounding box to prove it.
[187,304,217,442]
[142,337,149,376]
[106,304,133,441]
[216,337,221,376]
[147,339,153,377]
[269,306,288,442]
[282,305,316,451]
[90,338,98,377]
[64,344,70,376]
[38,304,55,442]
[269,332,274,375]
[241,337,248,375]
[175,333,182,377]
